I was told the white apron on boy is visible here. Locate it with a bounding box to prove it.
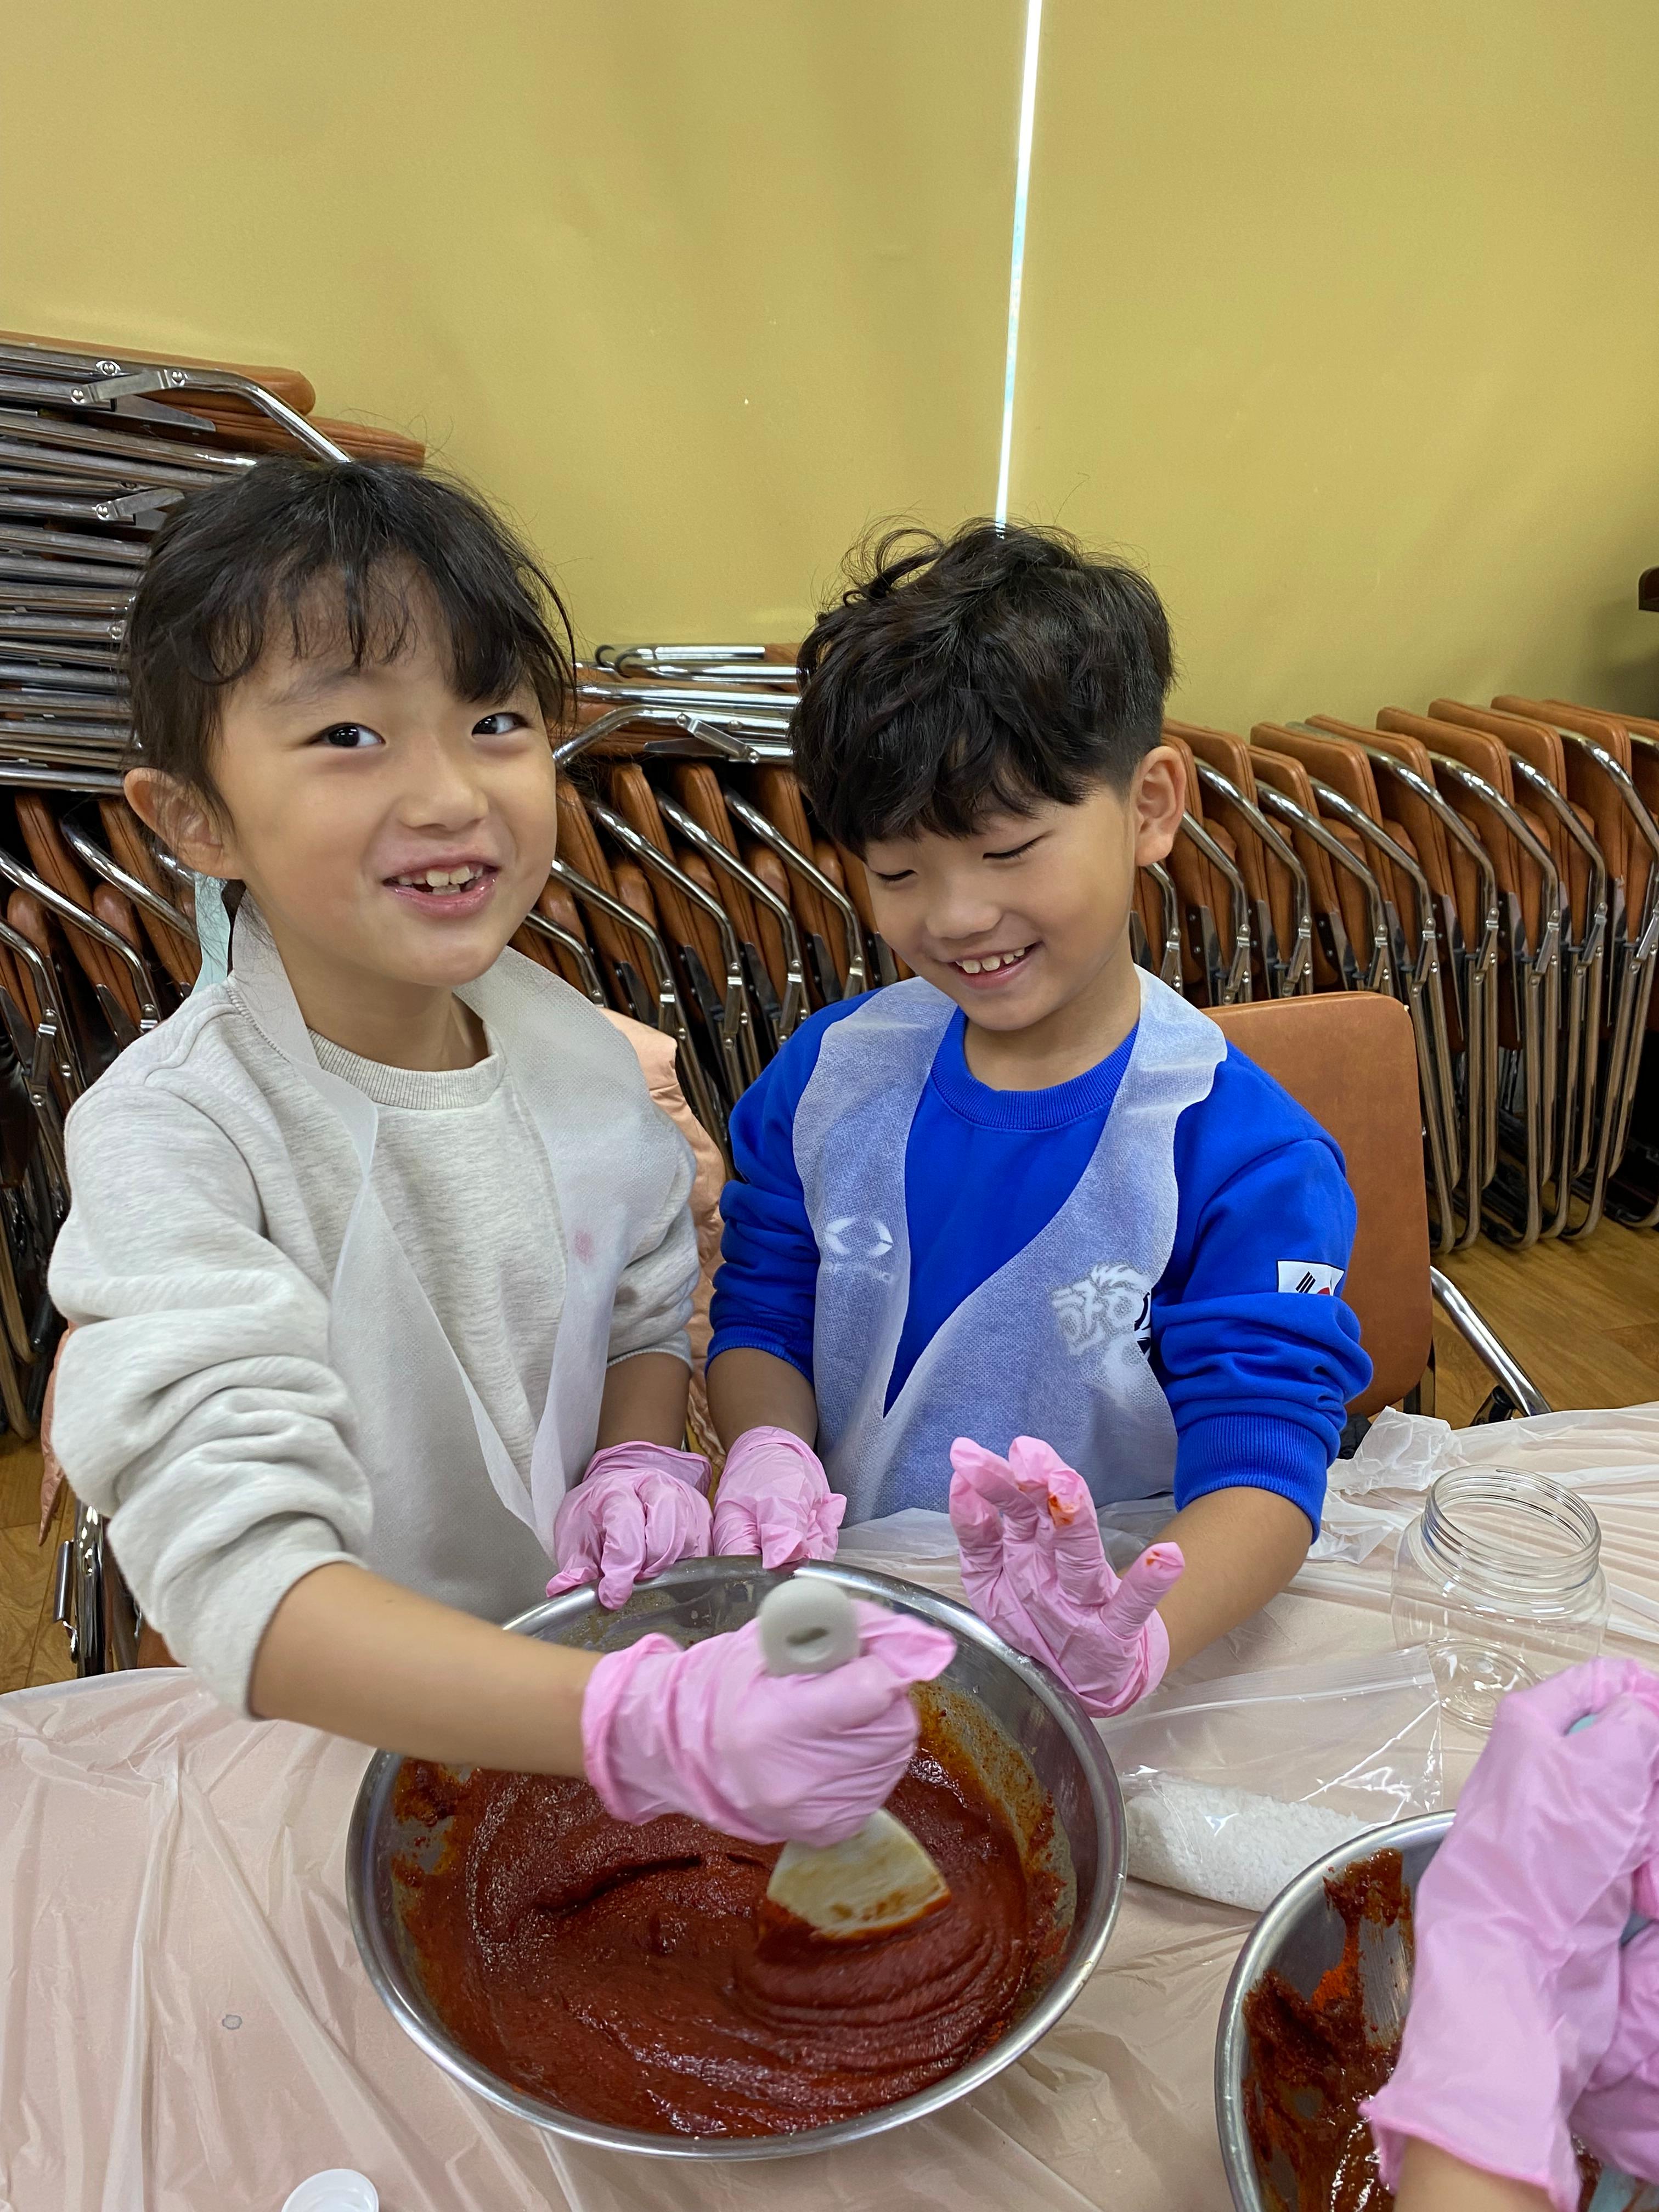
[230,900,687,1587]
[793,966,1226,1525]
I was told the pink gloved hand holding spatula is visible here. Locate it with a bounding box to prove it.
[949,1435,1184,1718]
[582,1578,953,1855]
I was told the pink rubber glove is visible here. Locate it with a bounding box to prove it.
[582,1600,955,1845]
[1570,1924,1659,2188]
[546,1441,712,1610]
[949,1435,1184,1718]
[711,1426,847,1569]
[1364,1660,1659,2212]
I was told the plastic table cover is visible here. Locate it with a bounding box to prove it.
[3,1402,1657,2212]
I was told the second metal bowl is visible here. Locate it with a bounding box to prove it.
[1214,1812,1448,2212]
[1215,1813,1658,2212]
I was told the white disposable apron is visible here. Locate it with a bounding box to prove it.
[793,966,1226,1523]
[229,901,658,1571]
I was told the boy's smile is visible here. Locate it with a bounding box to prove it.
[949,942,1034,987]
[862,752,1186,1088]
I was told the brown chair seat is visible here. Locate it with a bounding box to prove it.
[1209,991,1431,1417]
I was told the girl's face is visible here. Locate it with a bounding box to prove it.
[133,586,558,1016]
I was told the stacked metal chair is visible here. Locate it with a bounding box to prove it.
[550,654,1659,1254]
[0,330,424,1668]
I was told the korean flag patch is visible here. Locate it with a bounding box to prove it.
[1278,1261,1344,1296]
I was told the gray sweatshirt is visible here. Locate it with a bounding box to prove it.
[47,966,699,1709]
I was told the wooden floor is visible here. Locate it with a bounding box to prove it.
[1,1223,1655,1699]
[1,1437,72,1697]
[1430,1218,1659,1425]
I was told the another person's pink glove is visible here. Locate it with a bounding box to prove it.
[1570,1923,1659,2189]
[582,1600,954,1845]
[949,1435,1184,1718]
[546,1441,712,1610]
[1364,1660,1659,2212]
[711,1426,846,1569]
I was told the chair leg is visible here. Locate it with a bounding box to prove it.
[53,1501,142,1676]
[1402,1340,1437,1418]
[1429,1266,1550,1418]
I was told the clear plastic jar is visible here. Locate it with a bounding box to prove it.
[1391,1467,1608,1728]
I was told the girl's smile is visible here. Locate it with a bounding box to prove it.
[131,577,560,1072]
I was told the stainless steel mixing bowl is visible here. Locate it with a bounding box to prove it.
[1215,1812,1658,2212]
[1214,1811,1448,2212]
[346,1558,1125,2160]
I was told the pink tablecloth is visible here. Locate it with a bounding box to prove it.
[4,1404,1656,2212]
[0,1584,1410,2212]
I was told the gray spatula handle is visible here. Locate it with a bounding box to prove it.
[757,1577,861,1677]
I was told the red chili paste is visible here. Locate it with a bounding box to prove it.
[1243,1849,1411,2212]
[396,1724,1050,2138]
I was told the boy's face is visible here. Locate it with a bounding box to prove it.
[138,584,558,1001]
[861,751,1184,1041]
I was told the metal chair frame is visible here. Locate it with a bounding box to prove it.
[1174,813,1253,1005]
[0,847,161,1041]
[1290,731,1498,1248]
[1426,753,1563,1251]
[517,910,607,1007]
[1130,861,1183,989]
[1252,783,1395,997]
[722,789,871,1000]
[1190,761,1314,998]
[654,792,809,1043]
[60,809,200,953]
[1504,753,1607,1228]
[584,799,763,1101]
[1303,780,1464,1251]
[1549,730,1659,1237]
[544,856,725,1149]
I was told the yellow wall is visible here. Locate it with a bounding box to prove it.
[4,2,1659,725]
[0,1,1022,646]
[1018,0,1659,726]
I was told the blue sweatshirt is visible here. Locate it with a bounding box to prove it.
[709,997,1371,1532]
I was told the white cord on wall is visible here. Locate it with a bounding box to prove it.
[994,0,1045,527]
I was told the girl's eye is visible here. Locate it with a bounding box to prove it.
[315,723,382,751]
[871,870,915,887]
[474,709,529,738]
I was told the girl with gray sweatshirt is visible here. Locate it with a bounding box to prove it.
[44,460,946,1842]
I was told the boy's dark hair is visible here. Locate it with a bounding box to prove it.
[792,520,1174,848]
[126,458,575,807]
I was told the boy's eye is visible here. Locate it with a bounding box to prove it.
[870,867,916,887]
[984,834,1043,861]
[474,709,530,738]
[314,723,383,750]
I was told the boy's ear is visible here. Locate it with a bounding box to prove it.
[123,769,237,882]
[1130,746,1186,867]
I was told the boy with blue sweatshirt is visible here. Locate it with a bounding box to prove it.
[700,522,1372,1712]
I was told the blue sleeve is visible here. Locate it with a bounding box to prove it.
[1155,1048,1372,1537]
[707,997,873,1383]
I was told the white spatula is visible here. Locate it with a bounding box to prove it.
[757,1577,950,1940]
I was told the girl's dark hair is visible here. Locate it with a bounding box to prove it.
[126,458,575,805]
[792,520,1174,848]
